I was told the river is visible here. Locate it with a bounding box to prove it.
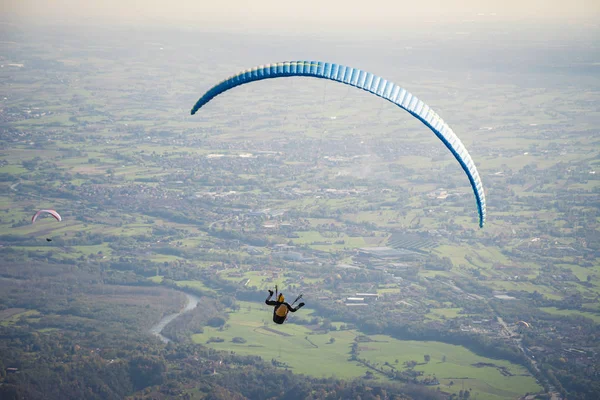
[149,291,202,343]
[0,276,200,345]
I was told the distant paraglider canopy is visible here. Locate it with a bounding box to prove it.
[191,61,486,228]
[516,321,531,329]
[32,209,62,224]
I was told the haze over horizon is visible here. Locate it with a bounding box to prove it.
[3,0,600,34]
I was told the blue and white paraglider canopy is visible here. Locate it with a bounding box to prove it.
[191,61,486,228]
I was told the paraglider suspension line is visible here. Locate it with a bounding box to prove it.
[291,293,303,307]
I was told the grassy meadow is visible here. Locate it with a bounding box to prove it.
[191,300,542,400]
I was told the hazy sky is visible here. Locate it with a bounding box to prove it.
[4,0,600,32]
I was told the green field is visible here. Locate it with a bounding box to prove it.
[361,336,540,400]
[426,307,463,320]
[0,309,40,326]
[193,302,366,379]
[540,307,600,324]
[192,301,541,399]
[292,231,370,251]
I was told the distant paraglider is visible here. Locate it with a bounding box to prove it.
[191,61,487,227]
[31,209,62,224]
[516,321,531,334]
[516,321,531,329]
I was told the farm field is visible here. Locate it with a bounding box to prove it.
[192,301,542,400]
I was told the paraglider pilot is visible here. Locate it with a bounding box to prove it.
[265,289,304,324]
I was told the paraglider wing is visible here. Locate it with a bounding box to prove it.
[191,61,486,227]
[517,321,530,329]
[32,209,62,223]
